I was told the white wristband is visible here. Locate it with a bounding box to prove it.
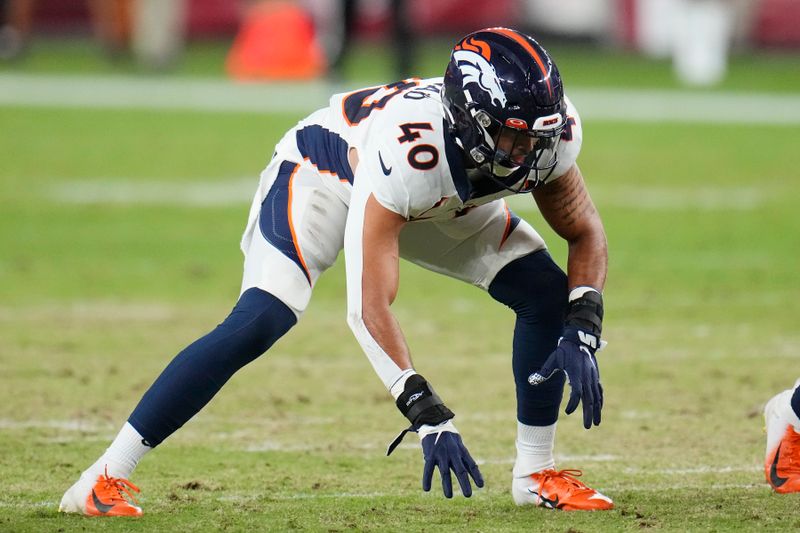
[417,419,458,439]
[568,286,601,302]
[389,369,417,400]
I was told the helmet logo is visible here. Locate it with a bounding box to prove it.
[453,49,507,108]
[455,37,491,61]
[505,118,528,130]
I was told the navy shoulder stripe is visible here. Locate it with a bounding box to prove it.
[296,125,354,184]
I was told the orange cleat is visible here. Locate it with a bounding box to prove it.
[59,467,142,517]
[512,469,614,511]
[764,387,800,494]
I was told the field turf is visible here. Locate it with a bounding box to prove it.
[1,41,800,532]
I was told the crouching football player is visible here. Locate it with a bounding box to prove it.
[764,379,800,493]
[60,27,612,516]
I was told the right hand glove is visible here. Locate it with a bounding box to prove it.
[419,420,484,498]
[529,326,604,429]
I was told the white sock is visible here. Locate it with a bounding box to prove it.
[781,386,800,432]
[512,421,556,478]
[85,422,153,480]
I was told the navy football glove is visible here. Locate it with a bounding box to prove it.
[529,326,603,428]
[385,374,483,498]
[529,289,605,429]
[419,421,484,498]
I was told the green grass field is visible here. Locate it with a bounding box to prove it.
[2,40,800,532]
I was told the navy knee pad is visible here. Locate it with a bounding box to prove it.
[128,288,297,446]
[488,250,568,426]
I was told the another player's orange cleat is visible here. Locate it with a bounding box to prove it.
[59,467,142,517]
[764,387,800,493]
[512,469,614,511]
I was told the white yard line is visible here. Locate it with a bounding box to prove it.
[2,73,800,124]
[0,73,336,114]
[478,454,621,465]
[231,482,769,498]
[224,491,394,501]
[49,177,257,206]
[0,419,112,431]
[570,88,800,125]
[604,482,768,493]
[1,480,768,510]
[507,184,775,212]
[51,179,781,211]
[0,501,56,509]
[0,416,766,480]
[624,465,762,475]
[0,472,770,509]
[0,301,177,322]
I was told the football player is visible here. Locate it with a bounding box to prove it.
[764,379,800,493]
[60,27,612,516]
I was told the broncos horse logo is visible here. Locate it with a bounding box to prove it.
[452,47,507,108]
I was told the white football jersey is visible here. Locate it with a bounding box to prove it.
[324,77,582,220]
[241,77,577,389]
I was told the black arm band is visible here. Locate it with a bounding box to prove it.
[395,374,454,428]
[565,290,604,335]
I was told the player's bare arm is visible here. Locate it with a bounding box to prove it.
[532,164,607,291]
[355,190,483,499]
[360,193,411,370]
[530,163,608,430]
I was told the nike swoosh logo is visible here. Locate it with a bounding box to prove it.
[378,151,392,175]
[770,443,790,487]
[527,488,561,509]
[91,489,115,514]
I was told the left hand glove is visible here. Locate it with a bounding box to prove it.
[529,326,604,429]
[419,420,484,498]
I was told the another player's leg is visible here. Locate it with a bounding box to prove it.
[60,160,348,516]
[489,249,613,511]
[764,378,800,493]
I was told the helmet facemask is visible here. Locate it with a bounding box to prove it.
[467,107,565,193]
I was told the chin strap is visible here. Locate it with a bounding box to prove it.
[386,426,417,456]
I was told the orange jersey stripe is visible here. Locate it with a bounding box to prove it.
[286,164,311,280]
[499,201,512,249]
[488,28,553,98]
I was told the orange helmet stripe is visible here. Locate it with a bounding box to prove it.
[487,28,553,97]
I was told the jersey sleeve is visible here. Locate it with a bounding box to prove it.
[358,142,411,219]
[545,95,583,183]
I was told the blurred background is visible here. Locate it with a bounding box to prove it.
[0,0,798,87]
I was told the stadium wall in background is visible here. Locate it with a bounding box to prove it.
[20,0,800,47]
